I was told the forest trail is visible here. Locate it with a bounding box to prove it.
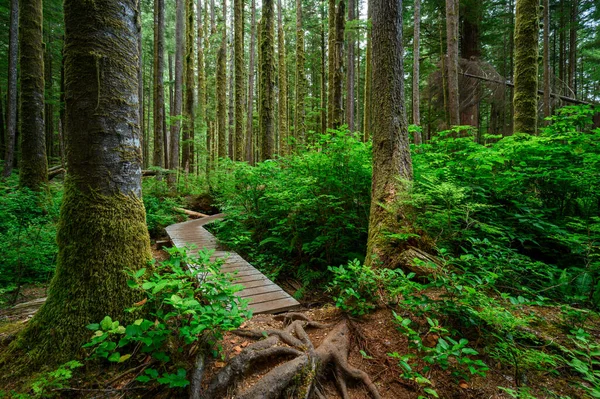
[165,215,301,314]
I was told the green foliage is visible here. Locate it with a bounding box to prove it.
[0,361,82,398]
[83,247,251,389]
[141,178,185,238]
[210,129,371,289]
[0,177,61,302]
[564,328,600,398]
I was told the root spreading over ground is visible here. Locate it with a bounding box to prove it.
[191,313,382,399]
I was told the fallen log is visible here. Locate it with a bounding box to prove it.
[174,207,210,219]
[48,168,65,180]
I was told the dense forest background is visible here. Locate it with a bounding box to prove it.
[0,0,600,398]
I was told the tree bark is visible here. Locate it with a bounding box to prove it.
[543,0,550,120]
[259,0,275,161]
[246,0,256,164]
[568,0,577,96]
[295,0,306,147]
[1,0,151,372]
[19,0,47,191]
[169,0,184,185]
[412,0,421,140]
[513,0,539,135]
[320,0,327,135]
[44,40,54,160]
[153,0,165,172]
[365,0,413,268]
[277,0,288,155]
[331,0,345,129]
[3,0,18,178]
[346,0,355,131]
[445,0,460,127]
[216,0,228,160]
[234,0,245,161]
[0,88,4,159]
[362,2,372,142]
[182,0,195,173]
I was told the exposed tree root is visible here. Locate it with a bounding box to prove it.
[193,314,382,399]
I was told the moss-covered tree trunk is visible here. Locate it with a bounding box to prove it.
[216,0,228,160]
[246,0,256,164]
[445,0,460,127]
[168,0,184,185]
[19,0,47,191]
[327,0,336,129]
[277,0,288,156]
[542,0,550,121]
[182,0,195,173]
[346,0,355,131]
[153,0,165,172]
[513,0,539,135]
[234,0,244,161]
[259,0,275,161]
[362,2,371,142]
[2,0,151,373]
[412,0,421,139]
[44,43,54,160]
[332,0,345,129]
[2,0,17,178]
[320,1,327,135]
[197,0,206,125]
[365,0,413,268]
[295,0,306,147]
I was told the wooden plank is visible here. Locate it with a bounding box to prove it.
[238,283,281,298]
[237,279,276,289]
[247,291,290,305]
[251,297,300,314]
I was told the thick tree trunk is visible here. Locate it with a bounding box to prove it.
[182,0,195,173]
[3,0,18,178]
[169,0,184,185]
[259,0,275,161]
[458,1,481,128]
[153,0,165,172]
[365,0,413,268]
[331,0,345,129]
[277,0,288,155]
[19,0,47,191]
[346,0,355,131]
[445,0,460,127]
[568,0,577,96]
[412,0,421,140]
[362,2,372,142]
[246,0,256,164]
[1,0,151,372]
[234,0,245,161]
[543,0,550,120]
[295,0,306,146]
[228,42,235,158]
[513,0,539,135]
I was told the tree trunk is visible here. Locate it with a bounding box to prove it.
[320,0,327,135]
[295,0,306,146]
[412,0,421,140]
[458,1,481,128]
[1,0,151,372]
[513,0,539,135]
[362,2,372,142]
[228,41,235,158]
[365,0,413,268]
[44,40,54,160]
[169,0,184,185]
[543,0,550,120]
[153,0,165,172]
[445,0,460,127]
[568,0,577,96]
[183,0,195,173]
[246,0,256,164]
[234,0,245,161]
[346,0,355,131]
[277,0,288,155]
[331,0,345,129]
[327,0,336,129]
[0,88,4,160]
[217,45,227,159]
[259,0,275,161]
[2,0,18,178]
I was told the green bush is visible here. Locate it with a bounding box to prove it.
[142,178,185,238]
[210,129,372,289]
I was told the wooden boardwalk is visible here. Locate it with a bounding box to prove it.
[165,214,300,314]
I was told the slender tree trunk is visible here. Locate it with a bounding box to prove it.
[277,0,288,155]
[445,0,460,127]
[568,0,577,96]
[513,0,539,134]
[320,1,327,135]
[1,0,151,370]
[363,2,371,142]
[331,0,345,129]
[169,54,174,116]
[365,0,412,268]
[246,0,256,164]
[44,40,54,160]
[234,0,244,161]
[295,0,306,147]
[169,0,184,185]
[19,0,47,190]
[138,17,144,167]
[2,0,18,178]
[327,0,336,129]
[543,0,550,120]
[346,0,355,131]
[153,0,165,172]
[228,41,235,158]
[217,46,227,159]
[412,0,421,142]
[183,0,195,173]
[0,88,4,159]
[210,0,216,34]
[259,0,275,160]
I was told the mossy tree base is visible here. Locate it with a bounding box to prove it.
[0,183,151,380]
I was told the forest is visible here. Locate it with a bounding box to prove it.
[0,0,599,397]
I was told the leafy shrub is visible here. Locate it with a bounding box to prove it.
[142,179,185,238]
[0,177,61,301]
[84,247,251,388]
[210,129,371,288]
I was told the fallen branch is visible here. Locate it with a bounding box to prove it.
[174,207,209,219]
[48,168,65,180]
